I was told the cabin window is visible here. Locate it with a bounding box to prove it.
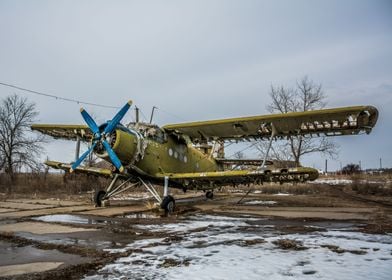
[145,126,167,143]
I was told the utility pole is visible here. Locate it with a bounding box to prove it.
[380,157,382,169]
[135,107,139,123]
[359,160,362,171]
[325,159,328,174]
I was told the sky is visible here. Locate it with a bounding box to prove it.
[0,0,391,171]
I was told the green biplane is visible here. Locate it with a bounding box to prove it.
[31,101,378,212]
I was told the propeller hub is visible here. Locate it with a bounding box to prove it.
[71,101,132,173]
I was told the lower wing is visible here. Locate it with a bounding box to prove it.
[157,167,319,190]
[46,160,114,177]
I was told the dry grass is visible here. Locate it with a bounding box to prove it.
[350,175,392,196]
[1,173,391,198]
[224,183,331,195]
[0,173,111,196]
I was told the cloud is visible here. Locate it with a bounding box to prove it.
[0,0,391,170]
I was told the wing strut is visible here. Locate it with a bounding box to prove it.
[138,177,175,213]
[260,123,277,170]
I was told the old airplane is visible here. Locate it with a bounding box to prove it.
[31,101,378,212]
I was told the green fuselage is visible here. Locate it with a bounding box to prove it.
[136,135,218,175]
[108,124,219,178]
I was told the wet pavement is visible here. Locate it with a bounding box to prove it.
[0,194,391,279]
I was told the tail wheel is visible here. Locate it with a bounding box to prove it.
[161,195,175,213]
[94,190,107,207]
[206,191,214,199]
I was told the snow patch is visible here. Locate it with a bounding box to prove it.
[85,215,392,280]
[311,179,353,185]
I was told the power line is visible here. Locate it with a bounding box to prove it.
[156,107,188,122]
[0,81,120,109]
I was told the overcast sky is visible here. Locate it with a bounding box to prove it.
[0,0,391,171]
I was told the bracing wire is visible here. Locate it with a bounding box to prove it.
[227,141,259,158]
[155,107,188,122]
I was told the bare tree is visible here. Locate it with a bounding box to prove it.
[0,94,45,185]
[257,76,338,166]
[341,163,360,175]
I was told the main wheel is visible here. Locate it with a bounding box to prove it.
[161,195,175,213]
[94,190,107,207]
[206,191,214,199]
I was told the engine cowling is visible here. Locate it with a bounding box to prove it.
[94,128,143,166]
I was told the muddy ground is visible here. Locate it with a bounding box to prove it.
[0,185,391,279]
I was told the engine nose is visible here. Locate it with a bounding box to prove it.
[95,128,141,165]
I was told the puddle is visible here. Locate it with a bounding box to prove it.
[0,240,91,267]
[85,214,392,280]
[133,214,261,233]
[243,200,277,205]
[122,212,161,219]
[33,214,110,225]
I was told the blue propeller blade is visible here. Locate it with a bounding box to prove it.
[81,108,100,135]
[70,142,97,172]
[102,139,124,172]
[104,100,132,134]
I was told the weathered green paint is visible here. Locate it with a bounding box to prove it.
[32,105,378,190]
[115,133,218,176]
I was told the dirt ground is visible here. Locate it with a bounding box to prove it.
[0,185,391,279]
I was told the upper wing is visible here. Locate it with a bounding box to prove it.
[31,124,92,141]
[163,106,378,142]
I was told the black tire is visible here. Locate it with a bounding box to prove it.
[94,190,106,207]
[206,191,214,199]
[161,195,175,213]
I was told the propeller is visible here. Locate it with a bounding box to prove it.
[70,100,133,173]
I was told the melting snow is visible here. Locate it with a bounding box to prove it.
[273,193,292,196]
[311,179,353,185]
[85,215,392,280]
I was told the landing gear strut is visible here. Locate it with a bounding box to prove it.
[138,176,176,213]
[94,174,138,207]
